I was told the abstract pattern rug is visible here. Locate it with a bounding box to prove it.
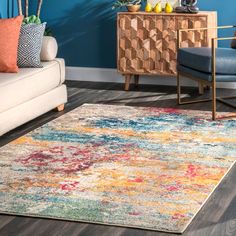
[0,104,235,233]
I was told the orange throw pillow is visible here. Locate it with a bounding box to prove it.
[0,15,23,73]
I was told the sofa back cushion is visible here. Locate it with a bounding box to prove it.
[0,15,23,73]
[17,23,46,68]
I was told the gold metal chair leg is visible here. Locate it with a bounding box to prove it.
[177,72,212,105]
[211,39,216,121]
[212,81,216,121]
[177,70,235,121]
[177,72,181,104]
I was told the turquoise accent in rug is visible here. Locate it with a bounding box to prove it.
[0,104,235,233]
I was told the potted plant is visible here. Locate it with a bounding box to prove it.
[112,0,146,12]
[17,0,43,17]
[17,0,52,36]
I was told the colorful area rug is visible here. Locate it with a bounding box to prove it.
[0,104,235,233]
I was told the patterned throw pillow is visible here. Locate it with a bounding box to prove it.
[17,23,46,68]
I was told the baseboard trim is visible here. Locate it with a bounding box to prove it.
[66,66,236,89]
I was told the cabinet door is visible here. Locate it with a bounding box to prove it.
[118,14,162,74]
[177,16,208,48]
[161,16,176,75]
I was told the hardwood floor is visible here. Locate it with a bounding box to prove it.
[0,81,236,236]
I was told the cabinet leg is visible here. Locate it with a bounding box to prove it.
[198,82,204,95]
[134,75,139,87]
[124,75,131,91]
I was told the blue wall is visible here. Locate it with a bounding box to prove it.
[30,0,117,68]
[0,0,18,18]
[0,1,7,18]
[0,0,236,68]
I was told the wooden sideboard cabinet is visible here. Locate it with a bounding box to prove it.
[117,11,217,90]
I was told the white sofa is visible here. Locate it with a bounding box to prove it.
[0,56,67,136]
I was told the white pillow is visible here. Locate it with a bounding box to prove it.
[40,36,58,61]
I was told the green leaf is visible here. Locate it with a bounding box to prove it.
[35,17,41,24]
[23,17,30,24]
[23,15,42,25]
[29,15,36,23]
[44,27,53,37]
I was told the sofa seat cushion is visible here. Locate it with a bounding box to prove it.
[0,58,65,113]
[178,47,236,75]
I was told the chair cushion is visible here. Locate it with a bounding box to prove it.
[178,47,236,75]
[177,64,236,82]
[0,59,65,113]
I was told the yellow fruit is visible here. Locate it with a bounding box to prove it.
[165,2,173,13]
[145,3,153,12]
[153,2,162,13]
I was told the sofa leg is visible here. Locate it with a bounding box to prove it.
[57,104,65,112]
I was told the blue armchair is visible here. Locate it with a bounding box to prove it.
[177,25,236,120]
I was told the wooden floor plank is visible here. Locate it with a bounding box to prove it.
[0,215,15,229]
[0,81,235,236]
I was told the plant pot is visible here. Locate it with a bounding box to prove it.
[126,4,141,12]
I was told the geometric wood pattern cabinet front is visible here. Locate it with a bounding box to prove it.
[117,12,217,90]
